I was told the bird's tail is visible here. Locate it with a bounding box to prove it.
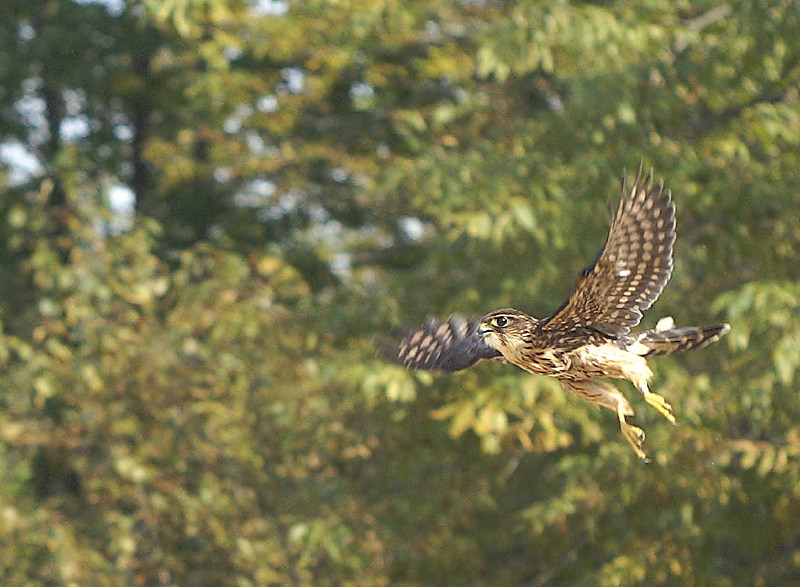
[636,317,730,356]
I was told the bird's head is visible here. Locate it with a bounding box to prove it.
[477,308,535,355]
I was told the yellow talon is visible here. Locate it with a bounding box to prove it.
[643,391,676,425]
[620,419,649,461]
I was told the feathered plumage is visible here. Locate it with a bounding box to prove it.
[379,168,729,460]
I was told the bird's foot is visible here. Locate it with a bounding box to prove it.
[620,419,650,462]
[643,391,676,425]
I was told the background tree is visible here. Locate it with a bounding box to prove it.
[1,0,799,584]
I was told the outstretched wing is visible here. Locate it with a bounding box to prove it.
[540,167,676,337]
[377,315,501,372]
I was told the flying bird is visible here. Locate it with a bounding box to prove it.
[379,168,729,460]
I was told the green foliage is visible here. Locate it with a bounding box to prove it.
[1,0,800,584]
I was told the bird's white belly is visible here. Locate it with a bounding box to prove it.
[568,343,653,384]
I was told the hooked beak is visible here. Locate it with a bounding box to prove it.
[477,322,492,337]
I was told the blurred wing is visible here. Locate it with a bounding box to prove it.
[377,315,501,372]
[541,167,676,337]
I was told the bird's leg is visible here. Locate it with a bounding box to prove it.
[617,403,649,462]
[637,381,676,425]
[560,379,651,461]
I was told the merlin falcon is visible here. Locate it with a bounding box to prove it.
[379,168,729,460]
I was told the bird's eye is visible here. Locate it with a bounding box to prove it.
[492,316,509,328]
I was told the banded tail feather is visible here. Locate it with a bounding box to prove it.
[638,322,730,356]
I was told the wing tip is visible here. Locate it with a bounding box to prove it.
[376,314,497,372]
[374,334,403,364]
